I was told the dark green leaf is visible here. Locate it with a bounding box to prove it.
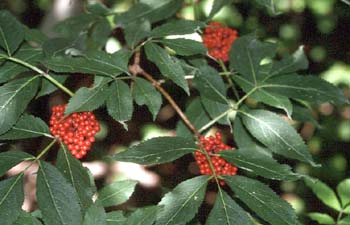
[201,96,230,125]
[98,180,137,207]
[225,175,298,225]
[339,216,350,225]
[308,213,335,225]
[54,14,98,37]
[159,38,207,56]
[56,146,95,212]
[36,74,68,98]
[0,175,24,225]
[124,206,158,225]
[86,2,110,16]
[90,18,111,50]
[83,202,106,225]
[229,35,277,83]
[43,37,81,57]
[24,28,47,46]
[220,148,300,180]
[113,136,197,165]
[150,20,205,38]
[13,211,43,225]
[176,98,210,137]
[292,103,319,127]
[133,77,162,120]
[208,0,233,19]
[262,75,348,105]
[0,10,24,55]
[124,19,151,49]
[0,114,51,140]
[255,0,279,15]
[336,179,350,212]
[116,0,183,26]
[0,76,40,135]
[155,175,209,225]
[0,46,43,83]
[145,42,189,94]
[240,109,317,166]
[106,211,126,225]
[0,151,33,176]
[107,80,133,127]
[65,78,109,114]
[37,161,82,225]
[206,190,252,225]
[305,178,342,211]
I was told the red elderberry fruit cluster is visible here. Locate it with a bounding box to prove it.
[49,104,100,159]
[194,132,237,185]
[202,21,238,62]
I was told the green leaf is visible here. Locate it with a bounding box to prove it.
[144,42,189,94]
[262,75,349,105]
[86,2,110,16]
[150,20,205,38]
[155,175,209,225]
[292,103,320,127]
[37,161,82,225]
[160,38,207,56]
[206,190,252,225]
[124,19,151,49]
[44,51,129,77]
[201,96,230,125]
[339,215,350,225]
[89,18,112,50]
[114,136,197,165]
[305,178,342,211]
[220,148,300,180]
[13,211,43,225]
[0,76,40,135]
[116,0,183,26]
[106,211,127,225]
[0,114,51,140]
[0,46,43,83]
[124,206,158,225]
[240,109,317,166]
[42,37,81,57]
[255,0,279,15]
[208,0,233,19]
[36,74,68,98]
[54,14,98,37]
[0,151,33,176]
[225,175,298,225]
[133,77,162,120]
[308,212,335,225]
[336,179,350,212]
[106,80,133,128]
[176,98,210,137]
[98,180,137,207]
[56,146,95,212]
[0,175,24,225]
[229,34,277,84]
[24,27,47,46]
[65,78,109,114]
[0,10,24,55]
[83,202,106,225]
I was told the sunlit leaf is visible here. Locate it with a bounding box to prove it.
[308,212,335,225]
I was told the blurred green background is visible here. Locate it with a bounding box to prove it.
[0,0,349,224]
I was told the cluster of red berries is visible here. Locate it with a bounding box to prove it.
[194,132,237,185]
[202,21,238,62]
[49,104,100,159]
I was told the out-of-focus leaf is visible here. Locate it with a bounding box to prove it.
[208,0,234,19]
[308,212,335,225]
[337,179,350,212]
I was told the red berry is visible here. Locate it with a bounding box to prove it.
[202,22,238,62]
[49,104,100,159]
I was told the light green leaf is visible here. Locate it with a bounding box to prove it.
[208,0,234,19]
[106,211,127,225]
[339,215,350,225]
[124,19,151,49]
[13,211,43,225]
[0,114,51,140]
[206,190,252,225]
[0,10,24,55]
[0,175,24,225]
[305,178,342,211]
[113,136,197,165]
[124,206,158,225]
[56,146,95,212]
[220,148,300,180]
[145,42,189,94]
[98,180,137,207]
[151,20,205,37]
[83,202,106,225]
[240,109,317,166]
[133,77,162,120]
[65,78,109,114]
[0,151,33,176]
[337,179,350,212]
[155,175,209,225]
[225,175,298,225]
[160,39,207,56]
[308,212,335,225]
[0,76,40,135]
[116,0,183,26]
[37,161,82,225]
[106,80,133,127]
